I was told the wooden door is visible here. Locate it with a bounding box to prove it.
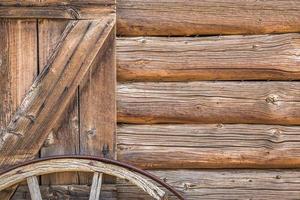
[0,1,116,198]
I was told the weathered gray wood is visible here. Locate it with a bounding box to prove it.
[89,172,103,200]
[117,34,300,81]
[26,176,42,200]
[12,184,117,200]
[0,16,115,170]
[118,124,300,169]
[117,0,300,36]
[0,158,165,200]
[117,82,300,125]
[118,169,300,200]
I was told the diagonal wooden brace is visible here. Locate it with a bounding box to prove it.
[0,15,115,170]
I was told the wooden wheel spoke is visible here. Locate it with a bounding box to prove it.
[26,176,42,200]
[89,172,103,200]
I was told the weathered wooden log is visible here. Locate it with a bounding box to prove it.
[117,169,300,200]
[118,124,300,169]
[117,34,300,81]
[0,1,115,19]
[117,0,300,36]
[117,82,300,125]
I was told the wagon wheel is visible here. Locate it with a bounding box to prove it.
[0,156,184,200]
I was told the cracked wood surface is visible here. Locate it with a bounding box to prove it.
[117,169,300,200]
[0,16,115,171]
[117,82,300,125]
[117,0,300,36]
[117,124,300,169]
[0,0,115,19]
[0,19,38,200]
[79,23,116,184]
[117,34,300,81]
[38,19,81,185]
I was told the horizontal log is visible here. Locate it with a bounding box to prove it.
[117,169,300,200]
[0,1,115,19]
[117,34,300,81]
[117,82,300,125]
[0,1,114,6]
[118,124,300,169]
[12,184,117,200]
[117,0,300,36]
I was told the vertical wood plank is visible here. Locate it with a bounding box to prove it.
[0,19,37,199]
[38,19,80,185]
[89,172,103,200]
[79,25,116,184]
[27,176,42,200]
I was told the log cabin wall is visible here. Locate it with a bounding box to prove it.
[116,1,300,199]
[10,0,300,199]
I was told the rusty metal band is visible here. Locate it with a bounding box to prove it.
[0,155,185,200]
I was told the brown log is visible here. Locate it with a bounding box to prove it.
[117,82,300,125]
[118,124,300,169]
[0,0,114,6]
[0,0,115,19]
[117,169,300,200]
[117,0,300,36]
[117,34,300,81]
[0,16,115,170]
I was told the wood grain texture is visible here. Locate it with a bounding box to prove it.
[118,124,300,169]
[0,19,37,199]
[89,172,103,200]
[79,25,116,184]
[117,0,300,36]
[117,82,300,125]
[80,25,116,158]
[0,0,115,19]
[0,17,115,170]
[118,169,300,200]
[0,5,115,19]
[12,184,117,200]
[117,34,300,81]
[0,158,166,200]
[0,0,114,6]
[38,19,80,185]
[27,176,42,200]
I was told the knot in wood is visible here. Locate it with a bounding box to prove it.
[216,124,224,128]
[270,128,281,136]
[265,94,279,105]
[276,175,281,179]
[86,128,96,136]
[139,38,146,44]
